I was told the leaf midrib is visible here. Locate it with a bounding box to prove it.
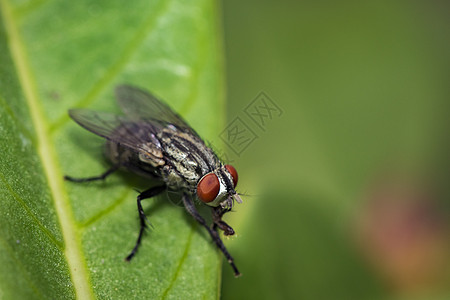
[0,1,94,299]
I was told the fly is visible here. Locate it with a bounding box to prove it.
[64,85,242,277]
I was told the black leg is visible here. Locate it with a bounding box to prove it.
[125,185,166,261]
[64,164,120,182]
[212,206,235,236]
[182,193,241,277]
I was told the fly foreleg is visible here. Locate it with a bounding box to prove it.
[211,206,235,236]
[125,185,166,261]
[182,193,241,277]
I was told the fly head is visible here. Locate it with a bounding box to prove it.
[196,164,241,208]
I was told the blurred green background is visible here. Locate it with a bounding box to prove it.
[220,1,450,299]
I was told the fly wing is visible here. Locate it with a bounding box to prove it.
[68,109,162,152]
[115,85,201,137]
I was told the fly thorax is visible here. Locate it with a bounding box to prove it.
[138,142,165,167]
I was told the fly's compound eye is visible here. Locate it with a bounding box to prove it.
[225,164,238,187]
[197,173,220,203]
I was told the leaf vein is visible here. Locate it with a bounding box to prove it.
[0,0,95,298]
[0,171,64,250]
[0,94,36,145]
[160,222,196,299]
[79,188,131,229]
[0,235,46,299]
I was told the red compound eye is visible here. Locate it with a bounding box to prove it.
[225,164,238,187]
[197,173,220,203]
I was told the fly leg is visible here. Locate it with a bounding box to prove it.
[64,164,121,182]
[211,206,235,236]
[182,193,241,277]
[125,185,166,261]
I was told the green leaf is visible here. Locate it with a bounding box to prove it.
[0,0,225,299]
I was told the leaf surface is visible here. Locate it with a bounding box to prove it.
[0,0,225,299]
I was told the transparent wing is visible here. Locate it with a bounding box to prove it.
[68,109,163,152]
[115,85,200,137]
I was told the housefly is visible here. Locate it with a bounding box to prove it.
[64,85,242,276]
